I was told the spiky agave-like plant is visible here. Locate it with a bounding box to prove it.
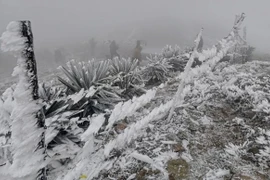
[109,58,138,75]
[58,60,123,117]
[160,44,190,72]
[58,60,112,93]
[143,55,172,85]
[109,58,145,98]
[161,45,181,59]
[39,83,65,102]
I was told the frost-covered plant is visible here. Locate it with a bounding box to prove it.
[160,45,190,72]
[109,58,145,99]
[255,129,270,168]
[58,59,111,93]
[58,60,123,117]
[217,64,270,120]
[161,45,181,58]
[38,83,70,118]
[45,115,84,168]
[168,55,188,72]
[143,55,172,85]
[67,86,123,117]
[109,58,138,75]
[39,83,65,102]
[57,87,158,180]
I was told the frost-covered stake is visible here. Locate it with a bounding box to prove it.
[0,21,47,180]
[243,26,247,42]
[167,13,246,122]
[105,89,156,131]
[167,28,203,122]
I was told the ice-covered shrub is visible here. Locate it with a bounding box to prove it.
[45,115,84,168]
[161,45,181,59]
[58,60,112,93]
[56,87,158,180]
[160,45,190,72]
[255,129,270,168]
[109,58,138,75]
[143,55,172,85]
[109,58,145,98]
[39,83,65,102]
[58,60,123,117]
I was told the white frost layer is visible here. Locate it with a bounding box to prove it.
[0,21,45,179]
[130,151,154,164]
[106,88,156,130]
[0,87,15,136]
[104,100,173,157]
[8,57,46,179]
[81,114,105,141]
[0,21,25,52]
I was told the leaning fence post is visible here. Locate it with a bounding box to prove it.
[0,21,47,179]
[167,28,203,122]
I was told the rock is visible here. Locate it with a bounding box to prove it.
[146,127,151,133]
[247,146,260,155]
[136,168,160,180]
[115,123,127,133]
[255,171,269,180]
[232,172,269,180]
[167,158,189,180]
[238,175,253,180]
[169,174,176,180]
[136,169,147,180]
[172,144,186,153]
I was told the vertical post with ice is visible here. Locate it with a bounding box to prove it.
[167,28,204,122]
[0,21,46,179]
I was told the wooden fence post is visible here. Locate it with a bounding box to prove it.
[1,20,47,180]
[20,20,47,180]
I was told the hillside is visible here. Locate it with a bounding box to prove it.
[1,14,270,180]
[45,60,269,180]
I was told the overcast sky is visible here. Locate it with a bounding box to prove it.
[0,0,270,52]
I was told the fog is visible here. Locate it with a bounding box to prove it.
[0,0,270,75]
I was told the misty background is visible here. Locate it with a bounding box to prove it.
[0,0,270,77]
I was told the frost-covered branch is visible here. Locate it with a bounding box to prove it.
[104,99,173,156]
[105,88,156,131]
[167,28,204,121]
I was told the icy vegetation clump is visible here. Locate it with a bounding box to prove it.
[161,45,181,59]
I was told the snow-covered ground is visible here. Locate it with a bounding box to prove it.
[61,61,270,180]
[1,57,270,180]
[1,14,270,180]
